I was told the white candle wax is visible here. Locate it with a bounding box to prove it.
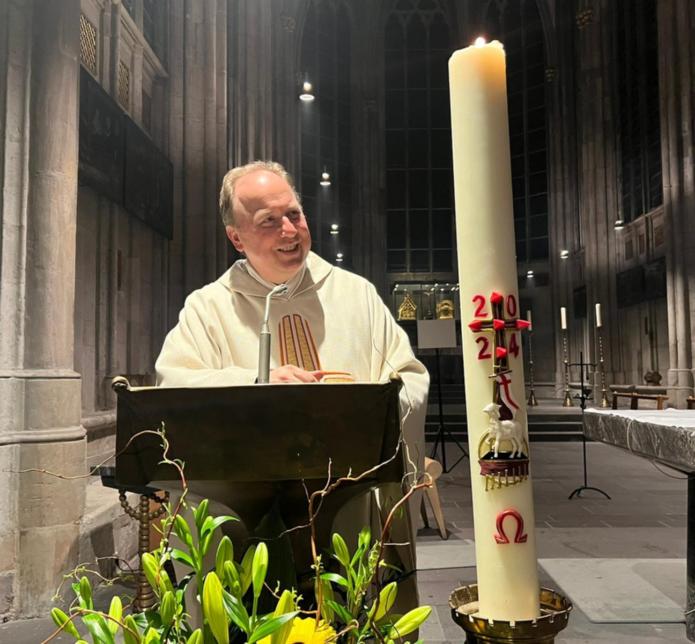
[595,303,602,328]
[449,39,539,621]
[526,309,533,331]
[560,307,567,330]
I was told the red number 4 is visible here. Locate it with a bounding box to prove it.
[509,333,520,358]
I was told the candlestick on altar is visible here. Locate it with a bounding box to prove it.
[447,37,570,642]
[562,329,573,407]
[597,327,610,408]
[526,316,538,407]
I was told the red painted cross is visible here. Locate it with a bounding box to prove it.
[467,291,530,371]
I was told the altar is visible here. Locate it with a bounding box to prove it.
[584,408,695,640]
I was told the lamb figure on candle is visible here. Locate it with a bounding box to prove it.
[483,402,523,458]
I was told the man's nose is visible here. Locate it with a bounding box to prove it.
[280,216,298,236]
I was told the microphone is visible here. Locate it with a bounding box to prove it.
[257,283,289,383]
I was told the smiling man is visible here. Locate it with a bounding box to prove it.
[155,160,429,612]
[156,160,429,402]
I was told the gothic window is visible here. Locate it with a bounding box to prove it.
[616,0,661,223]
[384,0,455,274]
[300,1,353,267]
[481,0,549,262]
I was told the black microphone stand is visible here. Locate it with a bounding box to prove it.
[430,348,467,473]
[568,351,611,500]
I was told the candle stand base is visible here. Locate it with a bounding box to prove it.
[527,390,538,407]
[562,390,573,407]
[449,584,572,644]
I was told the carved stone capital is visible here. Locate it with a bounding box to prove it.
[280,15,296,32]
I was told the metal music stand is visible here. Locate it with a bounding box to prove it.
[417,319,467,473]
[568,352,611,500]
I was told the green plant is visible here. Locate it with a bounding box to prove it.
[50,500,298,644]
[48,427,432,643]
[317,528,430,644]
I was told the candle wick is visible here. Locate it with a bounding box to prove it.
[474,36,487,47]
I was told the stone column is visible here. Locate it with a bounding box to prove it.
[351,0,386,294]
[273,1,302,175]
[182,0,206,294]
[0,0,85,618]
[167,0,185,325]
[230,0,274,164]
[216,0,230,275]
[658,0,695,407]
[572,1,622,390]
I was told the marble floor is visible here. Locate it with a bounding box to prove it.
[419,440,689,643]
[2,441,689,643]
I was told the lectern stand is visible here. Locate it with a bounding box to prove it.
[111,376,416,608]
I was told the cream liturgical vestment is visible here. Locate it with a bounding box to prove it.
[156,251,429,451]
[156,251,428,612]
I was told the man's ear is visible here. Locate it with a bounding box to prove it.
[225,225,244,253]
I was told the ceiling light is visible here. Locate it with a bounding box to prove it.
[527,270,534,278]
[299,81,315,102]
[560,249,569,259]
[614,219,624,230]
[320,170,331,186]
[330,223,339,235]
[336,252,343,259]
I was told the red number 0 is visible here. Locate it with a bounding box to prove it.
[509,333,520,358]
[506,295,518,317]
[473,294,487,318]
[476,337,492,360]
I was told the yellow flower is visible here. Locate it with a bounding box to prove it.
[260,617,337,644]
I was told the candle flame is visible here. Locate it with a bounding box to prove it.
[474,36,486,47]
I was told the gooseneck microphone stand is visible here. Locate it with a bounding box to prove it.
[568,351,611,500]
[257,283,289,383]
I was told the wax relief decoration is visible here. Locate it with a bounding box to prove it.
[494,508,528,544]
[468,291,532,491]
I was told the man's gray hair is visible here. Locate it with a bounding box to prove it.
[219,160,297,227]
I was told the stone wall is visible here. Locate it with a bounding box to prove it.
[0,0,229,620]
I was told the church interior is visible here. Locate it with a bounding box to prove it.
[1,0,695,642]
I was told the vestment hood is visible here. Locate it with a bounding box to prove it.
[222,251,334,299]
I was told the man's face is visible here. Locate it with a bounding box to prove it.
[226,170,311,284]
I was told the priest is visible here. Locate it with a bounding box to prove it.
[155,160,429,605]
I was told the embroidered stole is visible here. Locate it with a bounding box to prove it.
[278,314,322,371]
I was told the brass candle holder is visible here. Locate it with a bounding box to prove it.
[597,330,610,408]
[527,328,538,407]
[450,584,572,643]
[120,490,170,611]
[562,330,573,407]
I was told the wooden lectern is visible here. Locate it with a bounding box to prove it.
[110,376,417,609]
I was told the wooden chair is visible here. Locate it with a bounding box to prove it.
[419,456,448,539]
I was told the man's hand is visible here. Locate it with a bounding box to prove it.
[269,364,322,383]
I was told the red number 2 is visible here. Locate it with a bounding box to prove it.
[476,337,492,360]
[473,294,487,318]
